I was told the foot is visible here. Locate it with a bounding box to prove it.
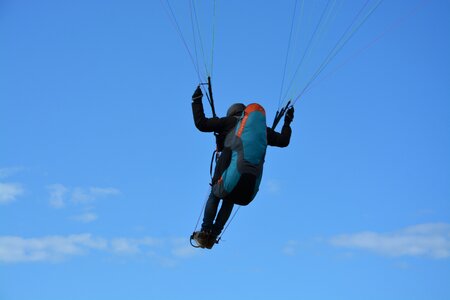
[192,231,209,248]
[203,234,218,249]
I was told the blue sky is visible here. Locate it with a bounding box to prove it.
[1,0,449,299]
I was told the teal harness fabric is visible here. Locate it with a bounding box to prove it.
[213,104,268,206]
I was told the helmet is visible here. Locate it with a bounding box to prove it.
[226,103,246,117]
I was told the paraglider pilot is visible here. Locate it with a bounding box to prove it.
[191,85,294,249]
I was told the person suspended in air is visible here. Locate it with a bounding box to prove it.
[190,85,294,249]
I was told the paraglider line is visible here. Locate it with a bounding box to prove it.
[304,0,432,96]
[191,0,210,77]
[281,0,335,106]
[210,0,217,77]
[189,0,201,79]
[278,0,300,109]
[192,187,211,236]
[295,0,384,104]
[217,206,241,243]
[161,0,204,83]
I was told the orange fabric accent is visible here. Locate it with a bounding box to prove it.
[236,103,265,137]
[236,114,248,137]
[245,103,266,115]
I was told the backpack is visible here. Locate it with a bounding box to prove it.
[213,103,268,206]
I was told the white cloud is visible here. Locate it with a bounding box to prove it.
[0,167,23,179]
[0,183,24,204]
[47,184,68,208]
[47,185,120,207]
[89,187,120,197]
[282,240,300,256]
[265,179,281,194]
[171,245,197,258]
[110,238,142,255]
[330,223,450,259]
[0,234,107,263]
[0,234,197,265]
[170,238,197,258]
[110,237,161,255]
[71,188,92,203]
[47,184,120,222]
[47,185,120,226]
[70,212,98,223]
[71,187,120,204]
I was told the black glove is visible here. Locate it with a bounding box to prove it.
[284,106,294,125]
[192,85,203,102]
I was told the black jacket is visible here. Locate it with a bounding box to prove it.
[192,99,292,151]
[192,98,292,185]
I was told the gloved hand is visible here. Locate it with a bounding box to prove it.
[192,85,203,102]
[284,106,294,125]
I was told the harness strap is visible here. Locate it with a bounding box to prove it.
[209,149,218,183]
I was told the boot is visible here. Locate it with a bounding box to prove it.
[203,234,218,249]
[192,231,209,248]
